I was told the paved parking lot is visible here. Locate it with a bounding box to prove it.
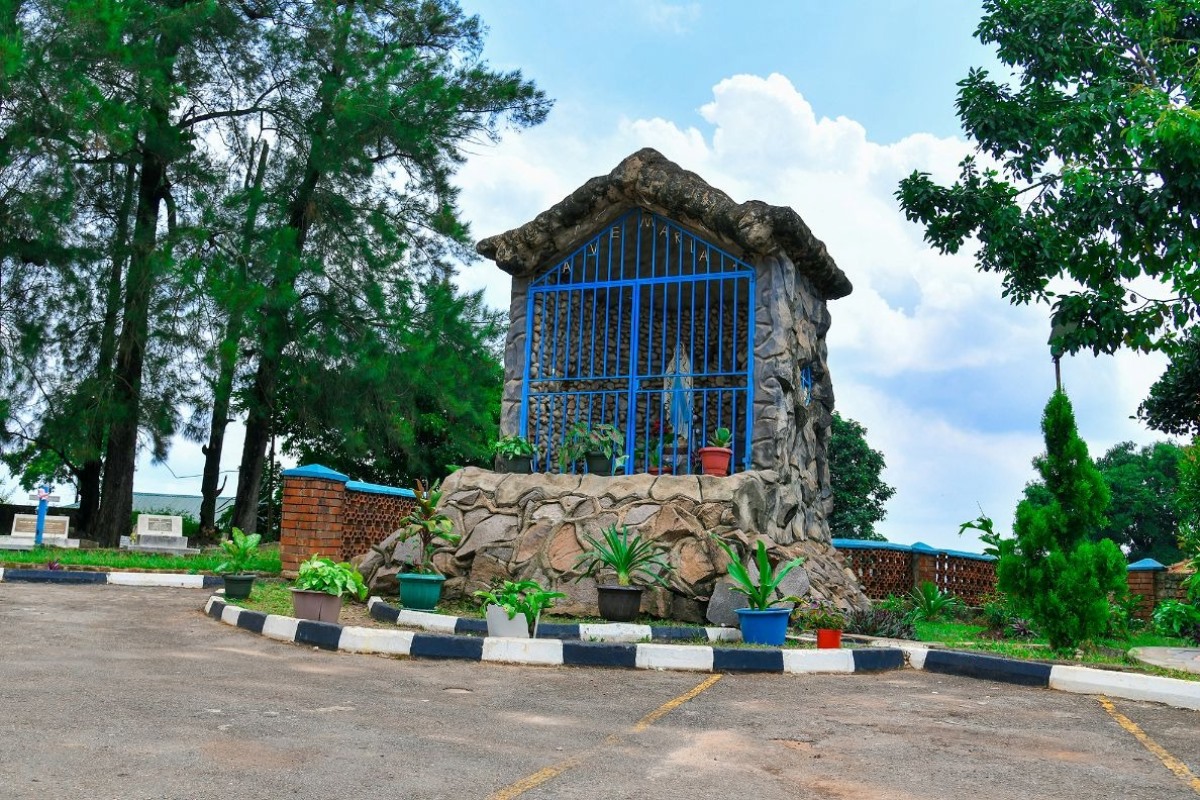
[1,584,1197,799]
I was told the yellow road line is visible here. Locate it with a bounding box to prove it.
[488,674,723,800]
[1098,695,1200,795]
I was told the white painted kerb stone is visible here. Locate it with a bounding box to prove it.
[636,643,714,671]
[580,622,652,643]
[339,627,414,656]
[482,637,565,666]
[781,649,854,674]
[262,614,300,642]
[395,609,458,633]
[1049,665,1200,711]
[108,572,206,588]
[220,604,242,626]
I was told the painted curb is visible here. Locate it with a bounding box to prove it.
[922,649,1053,687]
[1049,665,1200,711]
[202,595,1200,709]
[366,596,742,644]
[211,594,891,676]
[1,568,222,589]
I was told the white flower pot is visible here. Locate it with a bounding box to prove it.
[485,604,537,638]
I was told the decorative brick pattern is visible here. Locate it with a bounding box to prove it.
[838,549,912,600]
[341,490,415,563]
[929,552,996,607]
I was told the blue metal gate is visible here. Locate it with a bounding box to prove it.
[521,208,756,474]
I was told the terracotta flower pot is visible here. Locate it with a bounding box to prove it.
[698,446,733,477]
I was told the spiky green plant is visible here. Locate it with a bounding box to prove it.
[712,538,805,611]
[574,525,671,587]
[907,581,963,622]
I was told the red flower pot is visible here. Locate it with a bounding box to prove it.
[698,446,733,476]
[816,628,842,649]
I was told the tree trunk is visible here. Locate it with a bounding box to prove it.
[200,142,268,536]
[78,162,136,537]
[232,355,276,533]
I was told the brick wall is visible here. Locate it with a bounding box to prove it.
[835,539,1176,619]
[279,465,415,576]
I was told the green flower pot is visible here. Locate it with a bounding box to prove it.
[222,574,255,600]
[398,572,446,610]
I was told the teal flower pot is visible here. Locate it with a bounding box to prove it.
[398,573,446,610]
[736,607,792,646]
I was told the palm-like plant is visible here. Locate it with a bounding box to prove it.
[713,537,805,610]
[908,580,963,622]
[399,479,461,574]
[574,524,671,587]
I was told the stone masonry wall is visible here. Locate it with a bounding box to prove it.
[360,467,869,621]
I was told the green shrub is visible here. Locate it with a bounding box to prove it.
[876,593,911,615]
[1152,599,1200,638]
[844,607,915,639]
[294,555,367,600]
[989,391,1129,653]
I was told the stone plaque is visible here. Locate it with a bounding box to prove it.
[136,514,183,538]
[10,514,69,537]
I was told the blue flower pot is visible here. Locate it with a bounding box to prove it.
[736,607,792,646]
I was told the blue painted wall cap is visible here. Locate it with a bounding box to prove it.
[1127,557,1166,572]
[910,541,937,553]
[345,480,415,498]
[281,464,350,482]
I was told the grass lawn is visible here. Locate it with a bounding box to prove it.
[913,619,1199,682]
[0,546,281,575]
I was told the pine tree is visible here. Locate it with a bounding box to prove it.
[998,390,1128,652]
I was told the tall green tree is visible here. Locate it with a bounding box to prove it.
[897,1,1200,355]
[276,281,503,486]
[226,0,550,532]
[998,391,1128,652]
[828,412,896,541]
[1096,441,1185,564]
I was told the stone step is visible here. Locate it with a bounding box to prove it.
[0,536,82,550]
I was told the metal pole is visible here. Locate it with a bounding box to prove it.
[34,484,50,546]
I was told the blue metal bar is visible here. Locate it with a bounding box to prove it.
[744,272,757,471]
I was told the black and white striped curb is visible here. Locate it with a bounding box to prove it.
[897,644,1200,711]
[0,566,222,589]
[205,595,902,675]
[203,595,1200,710]
[366,596,744,644]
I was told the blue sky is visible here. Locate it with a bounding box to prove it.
[80,1,1169,554]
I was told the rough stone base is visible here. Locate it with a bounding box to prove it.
[356,467,868,620]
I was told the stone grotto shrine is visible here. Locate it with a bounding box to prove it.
[368,148,869,621]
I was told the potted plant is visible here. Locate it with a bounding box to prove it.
[215,527,261,600]
[574,524,672,621]
[646,447,673,476]
[558,421,628,476]
[396,479,461,610]
[698,426,734,477]
[291,554,368,623]
[797,600,846,649]
[474,579,566,638]
[713,537,805,646]
[493,435,535,474]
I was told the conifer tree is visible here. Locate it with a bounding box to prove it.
[997,390,1127,652]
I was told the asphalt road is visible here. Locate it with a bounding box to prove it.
[1,584,1197,800]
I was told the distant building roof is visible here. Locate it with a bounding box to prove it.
[63,492,234,520]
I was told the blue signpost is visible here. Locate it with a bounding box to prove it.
[29,485,61,546]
